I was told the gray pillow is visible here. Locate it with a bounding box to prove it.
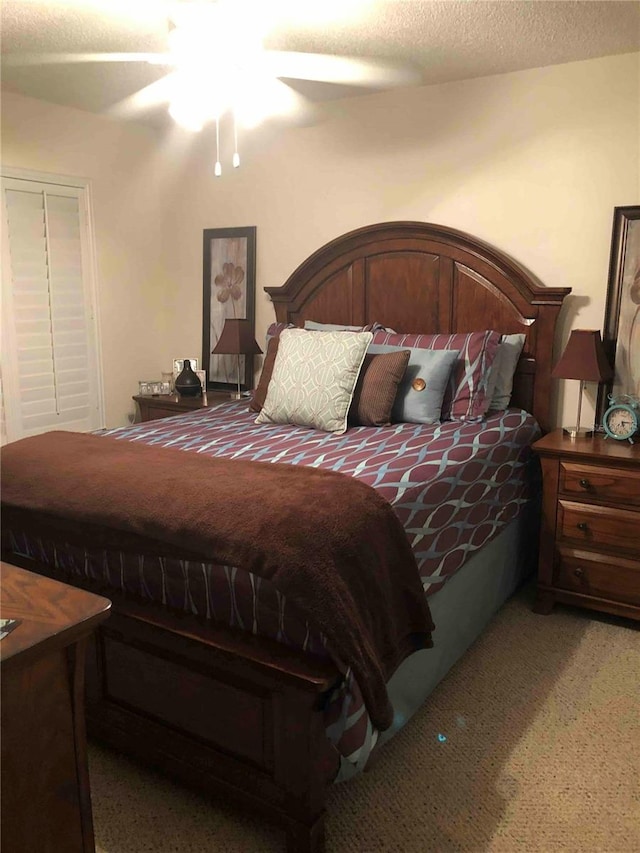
[368,344,460,424]
[487,334,526,410]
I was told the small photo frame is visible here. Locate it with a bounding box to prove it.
[139,380,166,396]
[0,618,21,639]
[173,357,199,378]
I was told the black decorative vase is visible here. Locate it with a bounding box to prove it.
[174,359,202,397]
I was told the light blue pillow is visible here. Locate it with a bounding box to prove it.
[368,344,460,424]
[304,320,365,332]
[486,333,526,410]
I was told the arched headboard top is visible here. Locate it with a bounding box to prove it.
[265,221,570,432]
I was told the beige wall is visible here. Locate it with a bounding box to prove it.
[3,51,638,429]
[164,51,639,430]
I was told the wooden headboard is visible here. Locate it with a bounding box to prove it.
[265,221,570,433]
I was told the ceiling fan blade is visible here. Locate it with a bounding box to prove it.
[267,79,319,126]
[106,73,179,119]
[2,52,173,67]
[236,77,318,129]
[265,51,421,89]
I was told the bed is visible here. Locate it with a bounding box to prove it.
[0,221,569,852]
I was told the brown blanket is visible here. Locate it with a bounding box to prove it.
[1,431,433,731]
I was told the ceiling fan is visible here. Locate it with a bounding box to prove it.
[4,0,420,173]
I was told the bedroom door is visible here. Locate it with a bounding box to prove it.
[1,171,103,443]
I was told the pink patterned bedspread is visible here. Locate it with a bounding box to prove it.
[5,401,539,770]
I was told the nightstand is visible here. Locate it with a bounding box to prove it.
[532,429,640,620]
[133,391,231,423]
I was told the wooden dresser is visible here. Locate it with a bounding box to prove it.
[1,564,111,853]
[532,430,640,620]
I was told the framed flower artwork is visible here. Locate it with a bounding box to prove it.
[202,226,256,392]
[596,206,640,426]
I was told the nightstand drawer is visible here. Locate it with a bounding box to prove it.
[558,500,640,555]
[146,406,183,421]
[534,429,640,620]
[557,548,640,605]
[560,462,640,508]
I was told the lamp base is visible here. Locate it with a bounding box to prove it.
[561,426,593,440]
[229,391,244,401]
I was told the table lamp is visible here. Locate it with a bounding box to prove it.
[211,318,262,400]
[551,329,613,439]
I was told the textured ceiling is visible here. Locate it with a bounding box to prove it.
[2,0,639,124]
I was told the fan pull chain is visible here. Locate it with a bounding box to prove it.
[233,110,240,169]
[214,115,222,177]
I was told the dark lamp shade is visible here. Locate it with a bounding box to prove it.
[211,319,262,356]
[551,329,613,382]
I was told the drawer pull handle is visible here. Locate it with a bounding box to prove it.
[579,478,590,489]
[574,568,584,578]
[577,522,588,531]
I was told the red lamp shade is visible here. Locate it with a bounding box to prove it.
[552,329,613,439]
[211,318,262,400]
[551,329,613,382]
[211,319,262,357]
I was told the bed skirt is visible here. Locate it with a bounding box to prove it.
[337,502,538,780]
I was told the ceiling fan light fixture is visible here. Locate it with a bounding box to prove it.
[168,0,266,70]
[164,0,270,155]
[168,66,227,130]
[233,112,240,169]
[168,100,204,131]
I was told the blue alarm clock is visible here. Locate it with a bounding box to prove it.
[602,394,640,443]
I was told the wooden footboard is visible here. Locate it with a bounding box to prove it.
[4,554,341,853]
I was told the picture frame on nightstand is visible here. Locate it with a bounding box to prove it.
[138,380,168,397]
[173,357,199,378]
[596,205,640,428]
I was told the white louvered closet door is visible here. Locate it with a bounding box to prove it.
[1,175,103,443]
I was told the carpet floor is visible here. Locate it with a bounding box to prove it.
[90,582,639,852]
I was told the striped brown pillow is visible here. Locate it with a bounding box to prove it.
[349,350,411,426]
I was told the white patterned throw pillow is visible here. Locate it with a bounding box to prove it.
[255,328,372,433]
